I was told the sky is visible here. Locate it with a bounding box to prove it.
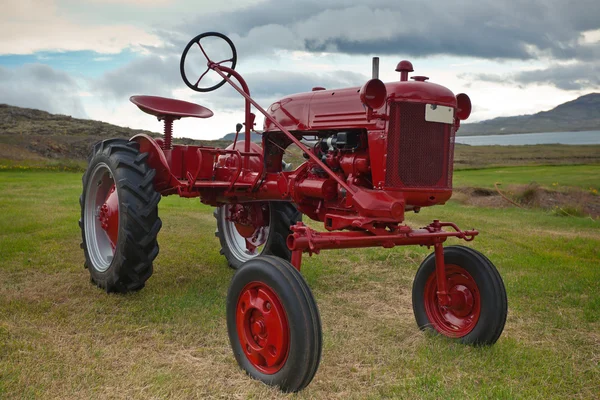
[1,0,599,140]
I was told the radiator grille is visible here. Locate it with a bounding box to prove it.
[386,102,455,188]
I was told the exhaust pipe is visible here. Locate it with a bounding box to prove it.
[372,57,379,79]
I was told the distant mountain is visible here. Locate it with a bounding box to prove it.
[0,104,229,161]
[219,131,263,142]
[458,93,600,136]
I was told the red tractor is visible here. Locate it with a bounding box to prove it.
[79,32,507,392]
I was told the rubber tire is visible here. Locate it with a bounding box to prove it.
[227,256,322,392]
[79,139,162,293]
[215,202,301,270]
[412,245,507,345]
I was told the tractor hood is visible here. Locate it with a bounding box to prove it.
[263,80,458,132]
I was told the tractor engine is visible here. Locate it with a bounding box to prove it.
[263,60,471,227]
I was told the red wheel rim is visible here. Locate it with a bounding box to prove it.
[423,264,481,337]
[236,282,289,374]
[98,184,119,250]
[222,203,271,259]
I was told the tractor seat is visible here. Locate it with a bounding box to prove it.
[130,95,213,119]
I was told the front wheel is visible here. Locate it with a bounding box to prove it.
[214,202,301,270]
[79,139,162,293]
[226,256,322,392]
[412,245,507,345]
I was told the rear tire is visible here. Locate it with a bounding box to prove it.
[215,202,301,270]
[412,245,507,345]
[226,256,322,392]
[79,139,162,293]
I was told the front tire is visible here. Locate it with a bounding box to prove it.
[79,139,162,293]
[215,202,301,269]
[226,256,322,392]
[412,245,507,345]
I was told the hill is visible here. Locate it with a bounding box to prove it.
[2,102,600,171]
[219,131,263,142]
[459,93,600,136]
[0,104,229,162]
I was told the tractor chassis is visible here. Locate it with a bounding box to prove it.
[80,32,508,393]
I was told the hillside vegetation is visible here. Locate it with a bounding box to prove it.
[459,93,600,136]
[2,103,600,171]
[0,104,228,162]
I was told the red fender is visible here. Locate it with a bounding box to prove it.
[130,134,180,192]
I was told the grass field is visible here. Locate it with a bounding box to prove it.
[0,168,599,399]
[3,143,600,174]
[454,164,600,191]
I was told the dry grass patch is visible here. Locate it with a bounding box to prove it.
[2,171,600,398]
[454,184,600,219]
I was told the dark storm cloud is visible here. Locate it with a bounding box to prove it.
[468,62,600,91]
[518,63,600,90]
[161,0,600,61]
[520,63,599,90]
[0,64,86,117]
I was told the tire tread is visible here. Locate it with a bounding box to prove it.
[80,139,161,293]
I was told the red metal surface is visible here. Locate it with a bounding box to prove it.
[424,264,481,337]
[396,60,414,81]
[263,77,456,133]
[130,134,180,192]
[294,178,337,200]
[98,184,119,250]
[287,220,478,254]
[128,32,482,272]
[236,282,290,374]
[216,141,263,178]
[456,93,472,120]
[130,95,213,119]
[360,79,387,109]
[434,242,450,306]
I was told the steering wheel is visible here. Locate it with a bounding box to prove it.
[180,32,237,92]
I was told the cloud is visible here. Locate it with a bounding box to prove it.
[0,0,161,55]
[165,0,600,61]
[515,63,600,90]
[92,52,368,108]
[0,64,87,117]
[93,55,183,99]
[468,62,600,91]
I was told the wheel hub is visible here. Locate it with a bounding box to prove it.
[236,282,289,374]
[447,284,474,317]
[226,203,270,252]
[424,264,481,337]
[98,184,119,249]
[252,320,266,337]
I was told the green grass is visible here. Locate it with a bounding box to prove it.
[454,164,600,191]
[0,169,599,399]
[0,158,86,172]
